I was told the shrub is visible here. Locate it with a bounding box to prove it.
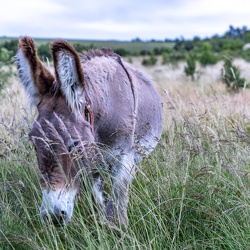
[114,48,130,56]
[153,46,172,55]
[142,54,157,66]
[199,49,218,65]
[0,65,12,94]
[0,39,18,57]
[199,51,218,66]
[73,43,92,52]
[241,48,250,62]
[140,50,150,56]
[0,48,13,94]
[0,47,12,63]
[221,57,247,91]
[162,52,169,64]
[199,42,218,66]
[223,39,244,51]
[37,43,51,61]
[127,56,133,63]
[168,51,186,63]
[184,54,196,80]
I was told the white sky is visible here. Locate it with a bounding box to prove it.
[0,0,249,41]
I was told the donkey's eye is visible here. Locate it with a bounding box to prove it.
[67,141,80,152]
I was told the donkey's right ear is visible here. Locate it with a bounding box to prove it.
[15,36,55,106]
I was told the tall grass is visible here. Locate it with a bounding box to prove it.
[1,62,250,249]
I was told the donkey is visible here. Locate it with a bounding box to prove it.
[15,36,163,226]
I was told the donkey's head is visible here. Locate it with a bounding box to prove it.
[16,37,95,226]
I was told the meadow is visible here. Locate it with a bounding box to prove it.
[0,37,174,55]
[0,56,250,249]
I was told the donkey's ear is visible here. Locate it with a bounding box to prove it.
[15,36,55,106]
[51,40,85,112]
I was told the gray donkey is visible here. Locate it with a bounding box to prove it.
[15,36,163,226]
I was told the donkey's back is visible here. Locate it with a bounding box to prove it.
[81,49,163,163]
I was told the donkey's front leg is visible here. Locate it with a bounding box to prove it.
[92,174,104,206]
[105,155,136,226]
[87,148,106,216]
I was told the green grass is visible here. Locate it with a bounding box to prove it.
[1,69,250,249]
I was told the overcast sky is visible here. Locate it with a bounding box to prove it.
[1,0,249,41]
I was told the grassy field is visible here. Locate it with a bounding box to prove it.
[0,57,250,249]
[0,37,173,55]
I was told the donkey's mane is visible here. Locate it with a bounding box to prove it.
[80,48,120,63]
[81,48,132,84]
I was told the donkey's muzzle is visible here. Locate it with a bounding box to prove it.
[40,188,77,226]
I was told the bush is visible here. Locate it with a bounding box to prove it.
[199,51,218,66]
[199,42,218,66]
[127,56,133,63]
[114,48,130,56]
[140,50,150,56]
[0,39,18,57]
[142,54,157,66]
[223,39,244,51]
[221,57,247,91]
[162,52,169,64]
[0,48,12,63]
[37,43,51,61]
[168,51,186,63]
[184,54,196,80]
[73,43,92,52]
[241,49,250,62]
[0,48,13,94]
[153,46,172,55]
[0,64,12,94]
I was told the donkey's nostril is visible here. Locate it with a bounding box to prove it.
[60,210,67,219]
[53,210,68,226]
[41,210,68,227]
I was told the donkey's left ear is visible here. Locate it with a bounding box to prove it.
[51,40,85,112]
